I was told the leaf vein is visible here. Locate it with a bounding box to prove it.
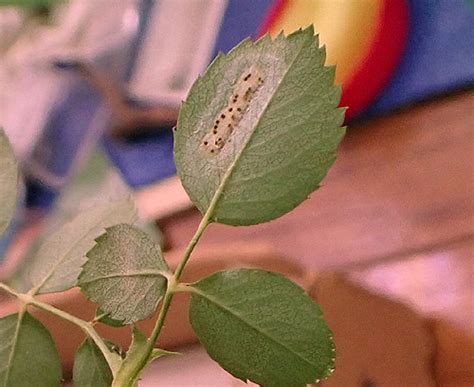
[191,289,316,369]
[79,270,168,285]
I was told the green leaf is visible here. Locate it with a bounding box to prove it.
[28,198,137,294]
[95,308,126,328]
[174,26,345,225]
[73,338,113,387]
[79,224,169,324]
[188,269,335,386]
[0,129,18,237]
[0,311,62,387]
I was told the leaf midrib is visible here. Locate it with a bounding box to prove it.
[190,287,316,370]
[80,270,169,285]
[90,341,110,385]
[3,312,24,386]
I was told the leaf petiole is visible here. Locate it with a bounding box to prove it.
[0,282,121,377]
[112,216,211,386]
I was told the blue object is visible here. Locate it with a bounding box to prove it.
[102,119,176,187]
[212,0,273,56]
[24,0,474,205]
[360,0,474,119]
[102,0,274,189]
[24,81,103,208]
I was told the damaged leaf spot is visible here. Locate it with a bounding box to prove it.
[202,66,264,155]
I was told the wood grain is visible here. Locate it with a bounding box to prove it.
[160,91,474,270]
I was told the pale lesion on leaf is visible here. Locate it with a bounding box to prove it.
[201,65,264,156]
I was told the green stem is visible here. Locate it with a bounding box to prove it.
[174,215,212,280]
[0,282,120,376]
[151,214,211,342]
[112,215,211,386]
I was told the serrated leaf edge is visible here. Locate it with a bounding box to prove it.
[30,199,137,294]
[188,284,321,380]
[177,26,342,225]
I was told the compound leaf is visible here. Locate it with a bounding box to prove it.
[174,26,345,225]
[188,269,335,386]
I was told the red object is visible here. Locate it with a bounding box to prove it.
[341,0,410,120]
[259,0,410,121]
[258,0,288,38]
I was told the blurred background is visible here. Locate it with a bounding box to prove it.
[0,0,473,386]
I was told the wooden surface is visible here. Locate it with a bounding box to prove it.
[160,91,474,271]
[312,274,436,387]
[350,240,473,331]
[160,91,474,331]
[156,91,474,384]
[0,91,472,384]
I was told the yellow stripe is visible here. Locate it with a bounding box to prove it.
[269,0,382,84]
